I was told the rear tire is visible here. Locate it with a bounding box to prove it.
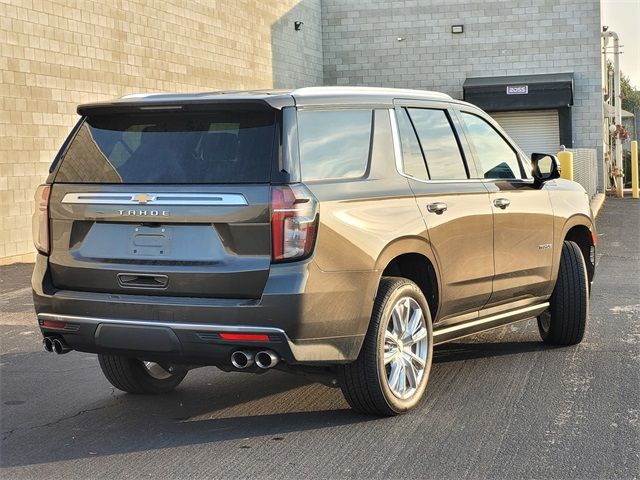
[537,240,588,345]
[98,354,188,394]
[338,277,433,416]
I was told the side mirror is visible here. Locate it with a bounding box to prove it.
[531,153,560,186]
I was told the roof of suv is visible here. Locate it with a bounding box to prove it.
[77,87,458,115]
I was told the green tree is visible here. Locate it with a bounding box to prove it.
[607,61,640,113]
[621,72,640,113]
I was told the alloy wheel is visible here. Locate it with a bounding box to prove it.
[383,297,429,400]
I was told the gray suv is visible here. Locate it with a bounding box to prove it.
[33,87,595,416]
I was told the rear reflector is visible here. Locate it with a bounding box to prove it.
[219,333,270,342]
[42,320,66,329]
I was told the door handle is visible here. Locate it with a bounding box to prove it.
[493,198,511,209]
[427,202,448,214]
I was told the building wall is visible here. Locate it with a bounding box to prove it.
[322,0,603,165]
[0,0,322,263]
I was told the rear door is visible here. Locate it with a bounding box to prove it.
[392,103,494,323]
[48,108,277,299]
[457,109,555,305]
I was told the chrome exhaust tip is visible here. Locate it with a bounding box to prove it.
[52,338,71,355]
[42,337,54,353]
[231,350,254,369]
[255,350,279,369]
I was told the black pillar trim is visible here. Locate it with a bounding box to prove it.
[558,107,572,149]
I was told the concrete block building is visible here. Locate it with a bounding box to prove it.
[0,0,604,263]
[322,0,603,168]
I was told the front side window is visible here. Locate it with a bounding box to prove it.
[408,108,467,180]
[297,109,372,181]
[461,112,522,179]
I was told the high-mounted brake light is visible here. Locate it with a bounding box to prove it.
[271,184,319,263]
[32,185,51,255]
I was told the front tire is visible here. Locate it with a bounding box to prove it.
[537,240,588,345]
[338,277,433,416]
[98,354,188,394]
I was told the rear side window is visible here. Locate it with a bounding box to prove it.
[407,108,467,180]
[297,109,372,181]
[397,108,428,180]
[55,110,276,184]
[461,112,522,179]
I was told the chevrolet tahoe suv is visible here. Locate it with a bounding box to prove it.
[33,87,595,416]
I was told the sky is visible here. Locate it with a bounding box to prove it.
[602,0,640,88]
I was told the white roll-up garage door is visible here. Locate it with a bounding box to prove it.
[489,110,560,157]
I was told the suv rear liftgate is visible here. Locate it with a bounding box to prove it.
[35,99,326,367]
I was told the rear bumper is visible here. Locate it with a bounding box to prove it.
[33,254,374,365]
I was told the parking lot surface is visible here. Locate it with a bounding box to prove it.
[1,198,638,479]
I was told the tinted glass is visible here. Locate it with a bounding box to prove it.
[408,108,467,180]
[397,108,428,180]
[297,110,372,181]
[55,111,275,183]
[461,112,522,179]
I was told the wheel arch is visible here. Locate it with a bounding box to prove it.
[556,214,596,283]
[373,237,440,322]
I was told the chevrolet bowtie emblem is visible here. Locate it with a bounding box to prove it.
[132,194,155,204]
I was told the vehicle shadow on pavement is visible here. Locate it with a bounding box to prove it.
[0,349,375,468]
[433,340,548,364]
[1,321,547,469]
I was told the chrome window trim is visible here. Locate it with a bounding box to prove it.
[389,106,514,185]
[61,192,248,206]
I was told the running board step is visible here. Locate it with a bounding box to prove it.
[433,303,549,345]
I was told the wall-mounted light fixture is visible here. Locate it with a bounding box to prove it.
[396,37,405,42]
[294,21,304,31]
[451,25,464,34]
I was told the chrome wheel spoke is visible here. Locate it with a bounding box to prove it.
[391,309,403,338]
[385,330,399,346]
[388,358,404,392]
[404,350,426,369]
[404,357,418,389]
[403,308,425,344]
[393,303,407,336]
[407,326,427,346]
[384,331,399,364]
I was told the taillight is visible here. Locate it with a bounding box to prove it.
[32,184,51,255]
[271,184,319,262]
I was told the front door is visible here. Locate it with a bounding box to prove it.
[392,105,494,323]
[458,110,554,307]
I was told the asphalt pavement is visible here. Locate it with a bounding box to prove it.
[1,197,638,479]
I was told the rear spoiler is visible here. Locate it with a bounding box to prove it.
[78,95,295,116]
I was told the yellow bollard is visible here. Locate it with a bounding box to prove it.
[557,150,574,181]
[632,140,639,199]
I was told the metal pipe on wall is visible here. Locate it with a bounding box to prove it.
[602,30,624,197]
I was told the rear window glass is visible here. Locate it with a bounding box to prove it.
[297,109,372,181]
[55,111,276,183]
